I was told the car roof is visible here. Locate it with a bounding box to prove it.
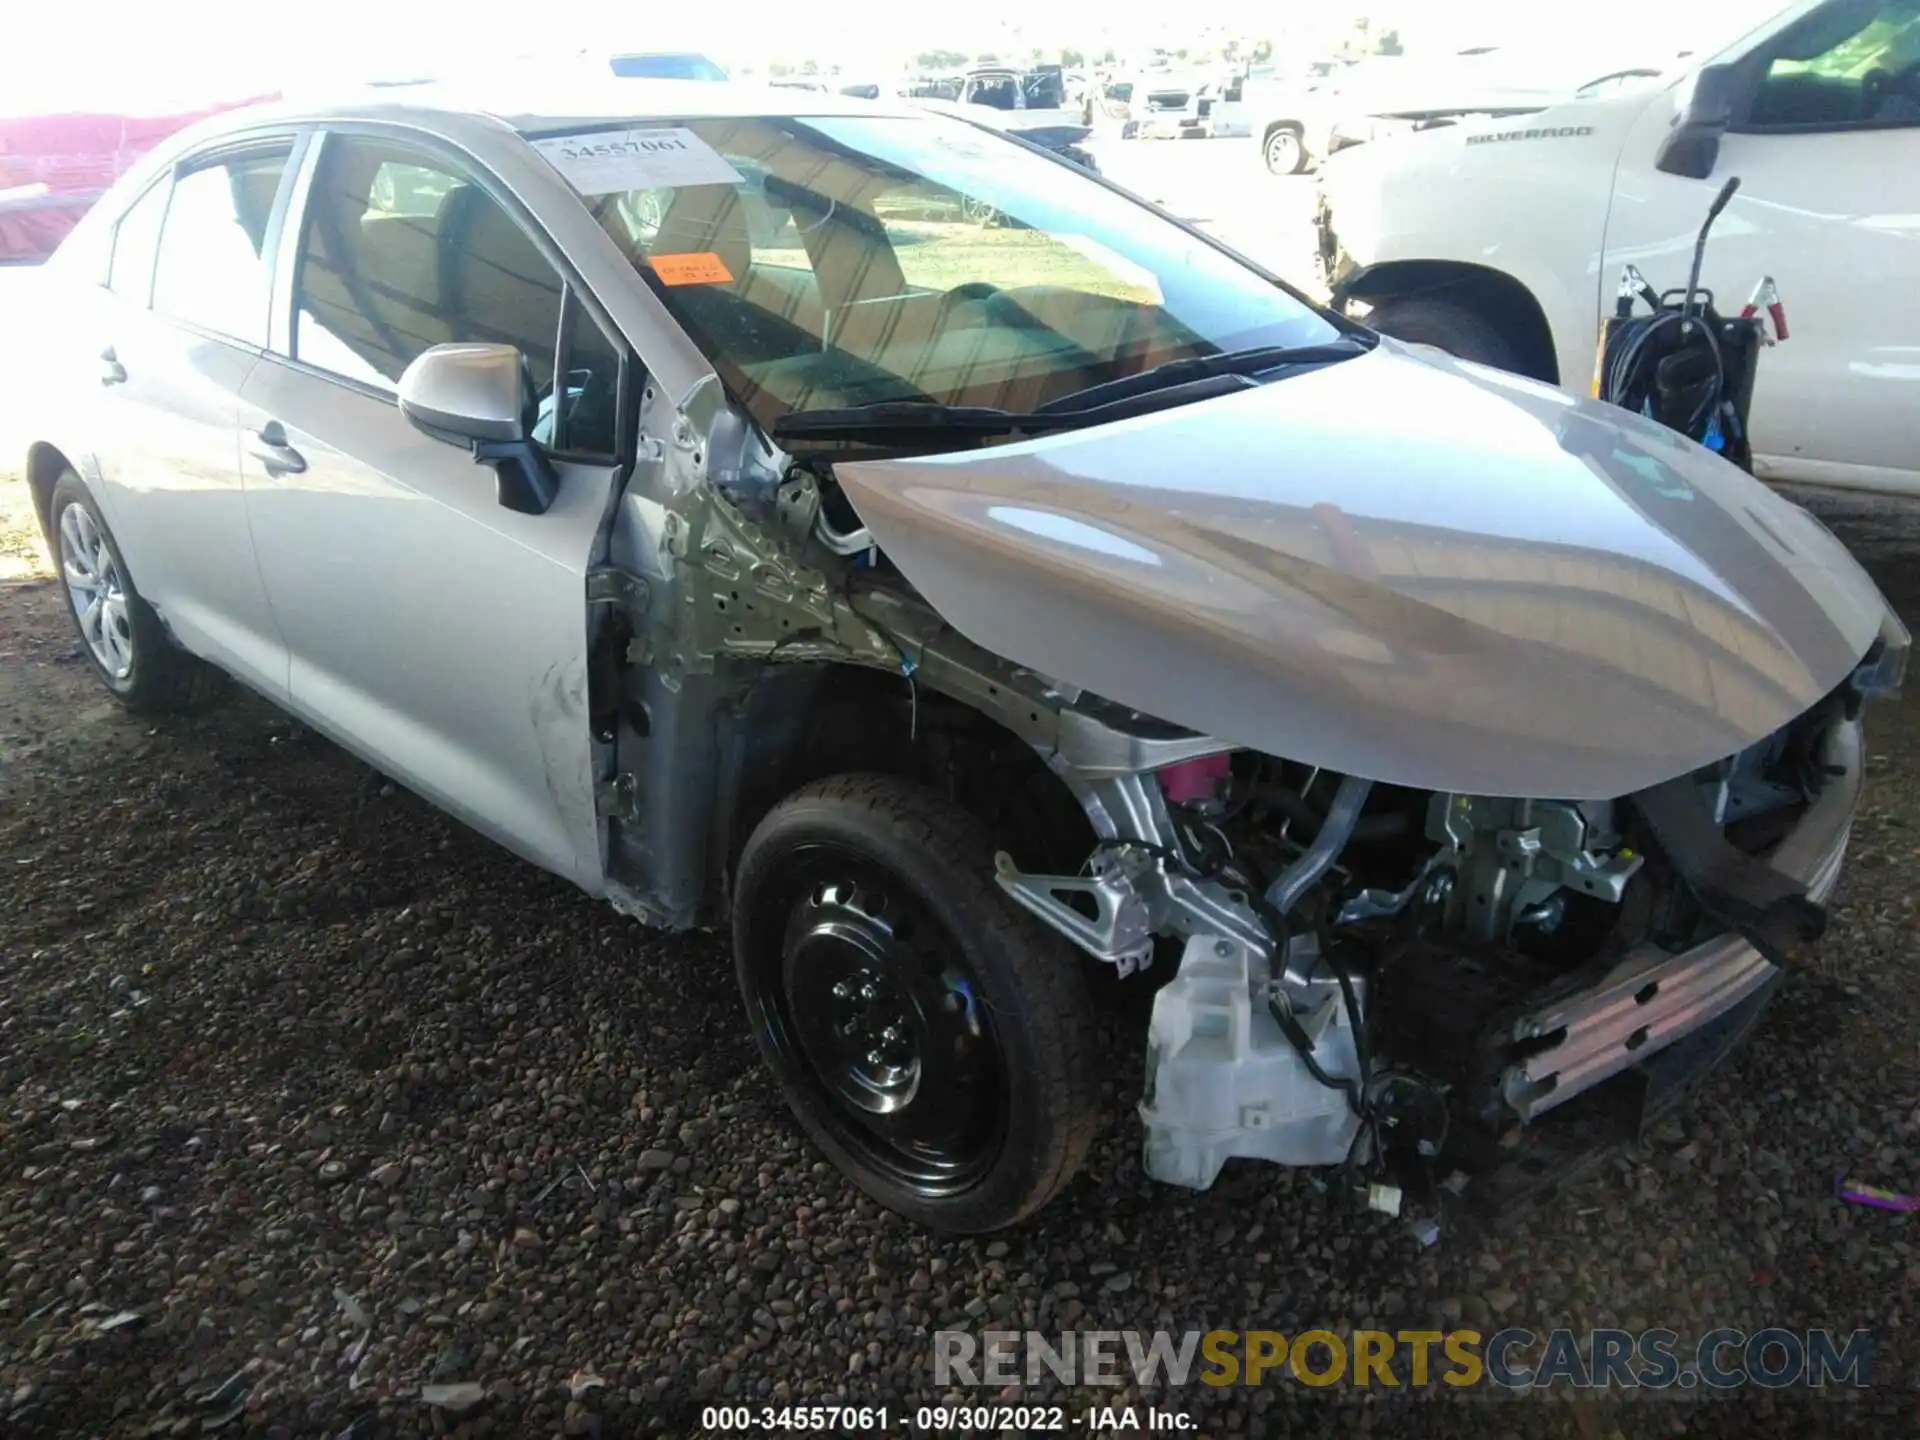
[227,75,921,140]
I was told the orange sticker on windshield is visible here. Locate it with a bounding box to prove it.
[648,252,733,286]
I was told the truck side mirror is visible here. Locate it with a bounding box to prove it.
[1655,64,1740,179]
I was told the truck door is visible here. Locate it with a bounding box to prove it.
[1604,0,1920,491]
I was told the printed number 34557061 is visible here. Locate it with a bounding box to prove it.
[559,135,690,162]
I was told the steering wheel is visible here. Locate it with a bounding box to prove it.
[1863,59,1920,117]
[934,280,1004,331]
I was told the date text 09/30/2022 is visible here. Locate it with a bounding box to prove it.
[699,1404,1194,1432]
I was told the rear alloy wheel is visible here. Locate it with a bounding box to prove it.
[48,470,227,714]
[57,491,134,683]
[1264,124,1307,175]
[733,774,1099,1232]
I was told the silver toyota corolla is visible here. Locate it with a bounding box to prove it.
[21,80,1908,1232]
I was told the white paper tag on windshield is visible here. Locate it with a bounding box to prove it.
[532,128,743,195]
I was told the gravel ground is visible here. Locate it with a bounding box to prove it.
[2,469,1916,1439]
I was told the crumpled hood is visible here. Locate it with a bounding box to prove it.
[834,342,1893,799]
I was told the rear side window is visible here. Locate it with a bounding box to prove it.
[107,179,170,303]
[151,146,294,345]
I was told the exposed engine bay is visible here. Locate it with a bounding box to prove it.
[992,701,1871,1196]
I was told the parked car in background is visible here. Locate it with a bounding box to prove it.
[928,67,1098,174]
[19,77,1904,1234]
[1125,69,1204,136]
[1132,72,1253,140]
[917,98,1099,177]
[1250,53,1412,173]
[1318,0,1920,494]
[958,64,1075,122]
[907,75,964,102]
[835,80,912,101]
[606,52,729,82]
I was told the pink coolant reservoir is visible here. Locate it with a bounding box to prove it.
[1156,752,1232,807]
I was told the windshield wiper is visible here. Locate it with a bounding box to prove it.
[1032,337,1373,415]
[771,371,1263,443]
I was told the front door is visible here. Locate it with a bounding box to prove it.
[239,130,627,887]
[1605,0,1920,491]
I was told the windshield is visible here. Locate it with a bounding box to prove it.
[546,113,1340,433]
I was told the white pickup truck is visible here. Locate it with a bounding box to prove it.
[1317,0,1920,495]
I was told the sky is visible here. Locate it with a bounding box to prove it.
[1,0,1783,116]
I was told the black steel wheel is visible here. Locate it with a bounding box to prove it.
[733,774,1100,1232]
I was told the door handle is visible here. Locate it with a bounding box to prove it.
[99,346,127,386]
[248,421,307,477]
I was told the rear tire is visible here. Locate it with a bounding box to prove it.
[1263,124,1307,175]
[732,774,1100,1233]
[49,470,228,715]
[1365,297,1523,373]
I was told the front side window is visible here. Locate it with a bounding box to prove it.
[292,135,620,456]
[1749,0,1920,127]
[292,136,563,393]
[553,113,1341,432]
[107,178,170,304]
[534,290,621,456]
[150,146,292,344]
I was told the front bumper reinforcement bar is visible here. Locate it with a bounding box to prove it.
[1500,719,1860,1122]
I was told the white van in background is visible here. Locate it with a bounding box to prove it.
[1317,0,1920,495]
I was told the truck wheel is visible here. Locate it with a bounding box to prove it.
[733,774,1100,1233]
[1365,297,1523,373]
[48,470,227,714]
[1263,124,1307,175]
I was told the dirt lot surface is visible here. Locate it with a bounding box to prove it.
[4,462,1917,1438]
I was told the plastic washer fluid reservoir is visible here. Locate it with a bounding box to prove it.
[1140,934,1364,1189]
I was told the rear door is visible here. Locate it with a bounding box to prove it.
[1603,0,1920,491]
[87,138,299,696]
[238,128,628,887]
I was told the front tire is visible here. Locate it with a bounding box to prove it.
[1364,297,1523,373]
[733,774,1100,1232]
[49,470,227,714]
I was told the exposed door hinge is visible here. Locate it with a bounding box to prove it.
[586,567,650,615]
[595,772,643,823]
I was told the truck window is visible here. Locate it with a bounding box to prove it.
[1747,0,1920,129]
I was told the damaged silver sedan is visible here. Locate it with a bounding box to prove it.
[24,82,1908,1232]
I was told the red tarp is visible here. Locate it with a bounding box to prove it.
[0,96,276,263]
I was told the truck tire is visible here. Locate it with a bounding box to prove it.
[732,773,1101,1232]
[1263,123,1307,175]
[1365,297,1523,373]
[48,470,228,715]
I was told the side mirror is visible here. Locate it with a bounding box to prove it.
[398,343,559,515]
[1655,63,1740,179]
